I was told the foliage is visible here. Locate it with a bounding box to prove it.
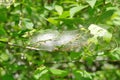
[0,0,120,80]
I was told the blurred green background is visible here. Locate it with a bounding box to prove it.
[0,0,120,80]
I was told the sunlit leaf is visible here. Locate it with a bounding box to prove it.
[20,18,34,30]
[0,53,9,61]
[103,31,112,42]
[34,66,49,79]
[86,0,97,8]
[59,11,69,18]
[49,68,68,77]
[47,18,59,25]
[112,11,120,26]
[109,48,120,60]
[88,24,112,42]
[88,36,98,44]
[74,70,92,80]
[70,5,88,18]
[55,5,63,15]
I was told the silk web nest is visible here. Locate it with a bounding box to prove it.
[29,29,87,51]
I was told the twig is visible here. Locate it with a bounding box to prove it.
[0,40,40,51]
[44,59,120,64]
[0,40,120,66]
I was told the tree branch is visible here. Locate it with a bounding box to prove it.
[0,40,40,51]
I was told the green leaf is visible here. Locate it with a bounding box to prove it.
[47,18,59,25]
[98,10,115,23]
[21,18,34,30]
[0,8,7,22]
[70,5,88,18]
[74,70,92,80]
[110,48,120,60]
[25,22,34,29]
[0,38,8,42]
[88,36,98,44]
[34,66,49,79]
[49,68,68,77]
[70,51,81,59]
[0,25,6,35]
[59,11,69,18]
[103,31,112,42]
[55,5,63,15]
[112,11,120,26]
[1,74,14,80]
[0,53,9,61]
[86,0,97,8]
